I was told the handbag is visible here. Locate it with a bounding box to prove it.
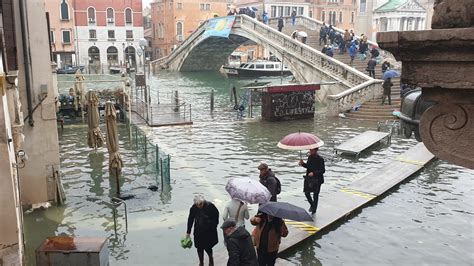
[304,175,317,189]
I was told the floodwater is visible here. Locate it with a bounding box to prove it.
[24,71,474,265]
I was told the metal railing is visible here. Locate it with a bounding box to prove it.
[100,197,128,238]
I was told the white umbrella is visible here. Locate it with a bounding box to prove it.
[225,177,271,204]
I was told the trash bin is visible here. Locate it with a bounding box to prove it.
[36,236,109,266]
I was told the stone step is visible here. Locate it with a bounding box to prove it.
[343,115,399,121]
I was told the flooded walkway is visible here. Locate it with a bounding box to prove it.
[23,72,474,266]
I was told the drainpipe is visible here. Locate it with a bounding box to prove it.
[19,0,35,127]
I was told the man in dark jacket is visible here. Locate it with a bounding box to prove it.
[277,16,284,32]
[258,163,278,202]
[221,219,258,266]
[299,148,325,215]
[367,58,377,78]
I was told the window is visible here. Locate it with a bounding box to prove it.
[126,30,133,39]
[321,11,325,22]
[265,64,274,69]
[176,22,183,36]
[89,29,96,39]
[200,3,210,10]
[352,0,357,4]
[88,7,96,23]
[284,6,291,16]
[248,64,254,69]
[177,3,183,9]
[278,6,283,17]
[60,0,69,20]
[107,8,114,24]
[256,64,264,69]
[50,30,55,43]
[360,0,366,13]
[125,8,133,24]
[351,12,355,24]
[108,30,115,39]
[298,7,304,15]
[339,11,343,23]
[271,6,277,17]
[62,30,71,44]
[309,10,313,18]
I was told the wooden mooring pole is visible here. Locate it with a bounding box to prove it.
[210,89,214,112]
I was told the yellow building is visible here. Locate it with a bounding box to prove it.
[150,0,229,59]
[311,0,358,30]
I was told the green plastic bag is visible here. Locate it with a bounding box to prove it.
[181,235,193,249]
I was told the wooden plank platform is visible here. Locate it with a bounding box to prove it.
[215,143,434,264]
[334,130,391,157]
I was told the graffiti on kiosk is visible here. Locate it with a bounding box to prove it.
[272,91,315,117]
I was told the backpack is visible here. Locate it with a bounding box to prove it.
[274,176,281,195]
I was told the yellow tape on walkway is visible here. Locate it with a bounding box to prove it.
[284,220,320,235]
[340,188,376,200]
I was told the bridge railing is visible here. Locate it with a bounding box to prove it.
[238,15,372,88]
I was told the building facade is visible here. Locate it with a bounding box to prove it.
[235,0,311,18]
[355,0,428,41]
[2,0,63,263]
[45,0,76,68]
[73,0,144,73]
[311,0,358,30]
[150,0,228,59]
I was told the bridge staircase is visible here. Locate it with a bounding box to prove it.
[280,21,400,121]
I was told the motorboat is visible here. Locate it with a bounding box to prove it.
[223,60,292,77]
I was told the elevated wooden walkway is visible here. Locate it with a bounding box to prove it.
[131,101,193,127]
[334,130,391,157]
[215,143,434,264]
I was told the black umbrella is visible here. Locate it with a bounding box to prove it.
[259,202,313,222]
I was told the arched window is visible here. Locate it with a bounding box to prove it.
[125,8,133,24]
[107,8,114,24]
[176,22,183,36]
[60,0,69,20]
[321,11,325,22]
[88,7,96,23]
[107,46,118,65]
[339,11,343,23]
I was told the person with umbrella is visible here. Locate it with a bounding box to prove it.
[221,219,258,266]
[250,213,288,265]
[257,163,278,202]
[299,148,325,215]
[186,195,219,266]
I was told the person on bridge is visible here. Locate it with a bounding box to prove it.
[319,24,328,46]
[299,148,325,215]
[325,46,334,57]
[262,11,269,24]
[344,29,352,52]
[297,30,308,44]
[277,16,284,32]
[258,163,278,202]
[367,58,377,78]
[186,195,219,266]
[349,42,358,66]
[382,78,393,105]
[221,219,258,266]
[291,10,297,26]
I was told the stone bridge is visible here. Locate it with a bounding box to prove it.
[152,15,383,112]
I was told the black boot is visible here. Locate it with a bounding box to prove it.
[209,256,214,266]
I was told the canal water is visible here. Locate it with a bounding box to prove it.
[24,72,473,265]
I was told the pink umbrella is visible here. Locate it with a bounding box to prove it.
[277,132,324,158]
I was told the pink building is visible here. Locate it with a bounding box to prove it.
[45,0,77,67]
[73,0,144,72]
